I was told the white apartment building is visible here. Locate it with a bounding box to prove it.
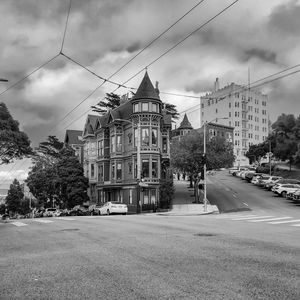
[201,78,269,166]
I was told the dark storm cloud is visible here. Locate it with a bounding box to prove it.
[126,42,141,53]
[185,78,214,94]
[268,0,300,36]
[243,48,277,64]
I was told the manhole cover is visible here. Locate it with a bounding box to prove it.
[60,228,79,231]
[194,233,216,237]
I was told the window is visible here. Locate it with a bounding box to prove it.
[98,140,104,156]
[152,160,158,178]
[143,191,149,204]
[229,102,231,108]
[128,162,132,174]
[134,128,138,147]
[216,108,218,114]
[142,102,149,111]
[162,137,167,153]
[142,159,149,178]
[151,128,158,146]
[133,103,139,113]
[116,163,122,180]
[111,136,116,152]
[111,163,115,179]
[229,112,231,117]
[116,135,122,152]
[129,189,133,204]
[151,190,156,204]
[98,165,103,181]
[152,103,158,112]
[142,128,149,146]
[91,164,95,178]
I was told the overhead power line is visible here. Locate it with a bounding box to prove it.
[58,0,239,131]
[0,54,60,97]
[60,0,73,53]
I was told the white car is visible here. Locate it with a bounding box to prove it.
[99,202,128,215]
[271,184,300,198]
[43,208,61,217]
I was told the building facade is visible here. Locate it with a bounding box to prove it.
[201,78,269,166]
[64,130,84,164]
[82,72,172,213]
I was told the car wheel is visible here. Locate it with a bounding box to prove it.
[107,209,110,215]
[281,191,287,198]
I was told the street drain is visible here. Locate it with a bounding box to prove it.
[194,233,216,237]
[61,228,79,231]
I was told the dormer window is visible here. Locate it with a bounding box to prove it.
[142,102,149,112]
[152,103,158,112]
[133,103,139,113]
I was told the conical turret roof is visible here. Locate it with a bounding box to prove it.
[178,113,193,130]
[132,71,161,101]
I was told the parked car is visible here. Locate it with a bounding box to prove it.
[267,178,300,191]
[229,167,239,175]
[43,208,61,217]
[245,172,261,182]
[257,175,272,187]
[69,205,89,216]
[291,190,300,202]
[99,202,128,215]
[88,205,102,215]
[251,174,268,185]
[271,184,300,197]
[263,176,283,190]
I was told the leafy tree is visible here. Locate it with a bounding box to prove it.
[272,114,299,170]
[0,203,6,214]
[164,103,179,120]
[0,102,32,164]
[26,137,89,209]
[55,148,89,209]
[159,180,174,209]
[171,130,234,176]
[92,93,121,113]
[5,179,24,214]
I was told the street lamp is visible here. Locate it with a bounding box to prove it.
[202,117,228,212]
[113,118,141,213]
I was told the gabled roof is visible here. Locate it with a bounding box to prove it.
[132,71,161,101]
[64,130,83,145]
[178,113,193,130]
[83,114,100,137]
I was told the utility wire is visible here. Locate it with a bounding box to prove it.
[108,0,207,79]
[60,0,72,53]
[0,54,60,97]
[112,0,240,92]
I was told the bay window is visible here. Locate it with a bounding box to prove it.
[141,128,149,146]
[116,162,122,180]
[142,159,149,178]
[151,128,158,146]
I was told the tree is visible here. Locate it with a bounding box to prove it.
[55,148,89,209]
[0,102,32,164]
[92,93,121,113]
[5,179,24,214]
[159,180,174,209]
[164,103,179,120]
[26,137,89,209]
[272,114,299,170]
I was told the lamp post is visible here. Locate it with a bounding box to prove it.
[114,118,141,213]
[202,117,228,212]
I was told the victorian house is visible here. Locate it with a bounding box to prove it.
[82,72,172,213]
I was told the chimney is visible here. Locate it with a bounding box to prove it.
[155,81,160,96]
[214,78,219,91]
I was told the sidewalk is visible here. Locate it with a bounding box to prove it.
[159,178,219,216]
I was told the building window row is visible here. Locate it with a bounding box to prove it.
[133,102,159,113]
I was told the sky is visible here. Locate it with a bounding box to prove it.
[1,0,300,188]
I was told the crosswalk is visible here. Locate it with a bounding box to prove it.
[215,213,300,227]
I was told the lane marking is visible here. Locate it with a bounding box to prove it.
[11,222,27,227]
[247,217,291,223]
[33,219,54,223]
[291,224,300,227]
[216,214,257,219]
[269,219,300,224]
[232,215,274,221]
[232,194,237,198]
[243,202,249,206]
[56,217,76,221]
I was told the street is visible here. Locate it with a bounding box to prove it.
[1,209,299,299]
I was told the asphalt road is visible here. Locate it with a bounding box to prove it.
[1,212,299,300]
[207,170,300,217]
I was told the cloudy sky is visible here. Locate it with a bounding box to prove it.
[1,0,300,187]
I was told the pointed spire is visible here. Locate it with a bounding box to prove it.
[178,113,193,130]
[132,71,161,101]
